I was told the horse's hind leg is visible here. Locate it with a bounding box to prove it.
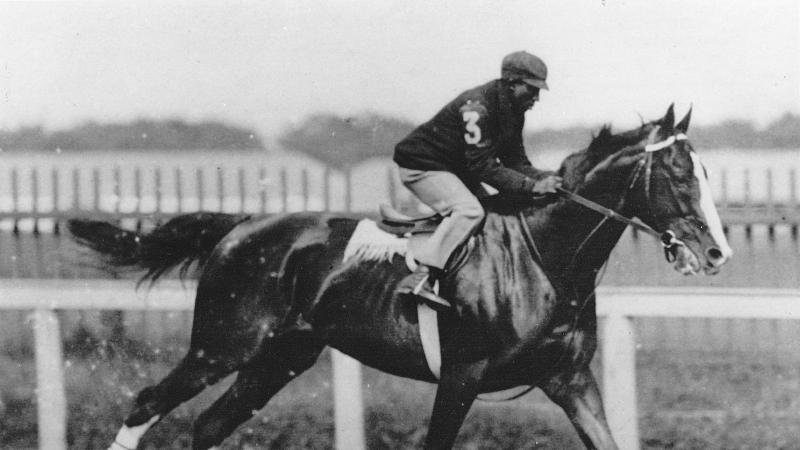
[541,368,618,450]
[192,331,325,450]
[110,353,235,450]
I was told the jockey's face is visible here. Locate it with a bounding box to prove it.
[510,82,540,111]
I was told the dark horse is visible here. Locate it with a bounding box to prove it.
[69,105,731,449]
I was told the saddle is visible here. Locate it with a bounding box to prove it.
[377,204,442,235]
[377,203,474,280]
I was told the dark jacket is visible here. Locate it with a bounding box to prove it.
[394,79,549,194]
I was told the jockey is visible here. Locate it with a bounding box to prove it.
[393,50,563,305]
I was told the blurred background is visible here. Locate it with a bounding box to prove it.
[1,1,799,449]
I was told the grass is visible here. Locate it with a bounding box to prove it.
[3,343,800,449]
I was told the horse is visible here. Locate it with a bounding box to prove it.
[68,104,732,450]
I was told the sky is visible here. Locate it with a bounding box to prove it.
[1,0,798,141]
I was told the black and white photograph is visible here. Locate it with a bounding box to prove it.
[1,1,798,449]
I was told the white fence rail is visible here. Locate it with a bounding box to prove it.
[1,280,799,450]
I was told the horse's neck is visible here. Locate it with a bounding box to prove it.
[530,169,635,287]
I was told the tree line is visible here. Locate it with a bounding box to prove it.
[2,112,798,169]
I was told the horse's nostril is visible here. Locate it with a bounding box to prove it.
[706,247,723,262]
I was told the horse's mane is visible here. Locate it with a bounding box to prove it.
[587,123,654,155]
[557,121,658,189]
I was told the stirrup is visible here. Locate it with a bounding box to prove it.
[398,273,452,308]
[379,204,441,225]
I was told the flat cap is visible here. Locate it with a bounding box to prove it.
[501,51,548,90]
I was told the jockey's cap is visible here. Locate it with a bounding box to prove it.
[501,51,548,90]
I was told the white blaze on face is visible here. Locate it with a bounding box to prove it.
[689,152,733,260]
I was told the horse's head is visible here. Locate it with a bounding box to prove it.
[633,105,733,274]
[579,104,733,275]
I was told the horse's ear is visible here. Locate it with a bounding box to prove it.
[588,125,613,153]
[660,103,675,135]
[675,105,692,133]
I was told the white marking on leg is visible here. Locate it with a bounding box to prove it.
[690,152,733,260]
[109,415,160,450]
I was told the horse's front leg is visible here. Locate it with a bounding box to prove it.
[541,368,619,450]
[424,360,488,450]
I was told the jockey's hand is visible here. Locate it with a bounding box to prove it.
[532,174,563,195]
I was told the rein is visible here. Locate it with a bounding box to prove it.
[554,132,690,261]
[554,186,679,256]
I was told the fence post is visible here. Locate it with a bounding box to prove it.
[345,169,352,212]
[259,167,268,213]
[33,308,67,450]
[301,168,309,210]
[11,167,19,233]
[601,312,640,450]
[32,168,40,234]
[280,168,288,212]
[331,349,366,450]
[217,167,224,212]
[323,168,331,212]
[238,167,246,213]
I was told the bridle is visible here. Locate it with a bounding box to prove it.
[556,130,689,263]
[518,128,689,272]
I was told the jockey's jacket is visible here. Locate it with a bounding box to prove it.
[394,79,550,195]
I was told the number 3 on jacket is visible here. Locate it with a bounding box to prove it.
[462,110,482,145]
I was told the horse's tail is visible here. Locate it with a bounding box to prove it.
[67,212,251,286]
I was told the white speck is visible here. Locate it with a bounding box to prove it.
[196,349,205,358]
[223,239,239,252]
[141,132,148,139]
[288,370,296,377]
[55,147,62,154]
[267,331,275,338]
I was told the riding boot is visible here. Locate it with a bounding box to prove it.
[396,265,452,308]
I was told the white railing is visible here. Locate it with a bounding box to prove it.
[2,280,799,450]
